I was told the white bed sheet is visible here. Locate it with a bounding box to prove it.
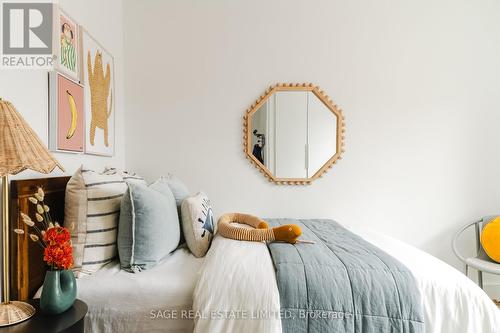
[37,247,204,333]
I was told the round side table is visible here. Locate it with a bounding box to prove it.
[0,299,87,333]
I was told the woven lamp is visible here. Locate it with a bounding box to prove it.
[0,98,64,326]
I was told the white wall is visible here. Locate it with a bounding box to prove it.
[0,0,126,180]
[123,0,500,289]
[0,0,125,298]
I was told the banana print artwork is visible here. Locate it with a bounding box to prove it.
[87,50,112,147]
[66,90,77,139]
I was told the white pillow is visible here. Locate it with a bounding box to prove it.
[180,192,216,257]
[65,167,144,276]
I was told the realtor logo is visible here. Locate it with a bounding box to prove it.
[1,1,54,68]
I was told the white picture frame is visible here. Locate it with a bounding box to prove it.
[53,7,80,82]
[81,29,115,157]
[48,71,85,154]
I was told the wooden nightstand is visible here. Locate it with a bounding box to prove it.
[0,299,87,333]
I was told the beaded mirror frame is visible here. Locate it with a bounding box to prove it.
[243,83,345,185]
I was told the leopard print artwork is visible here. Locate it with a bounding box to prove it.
[87,50,112,147]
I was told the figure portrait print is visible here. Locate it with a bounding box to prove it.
[82,30,115,156]
[56,10,79,80]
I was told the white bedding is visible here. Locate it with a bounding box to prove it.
[354,227,500,333]
[194,228,500,333]
[193,236,282,333]
[37,247,204,333]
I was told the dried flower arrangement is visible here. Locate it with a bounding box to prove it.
[14,187,73,270]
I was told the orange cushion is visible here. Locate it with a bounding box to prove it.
[481,217,500,263]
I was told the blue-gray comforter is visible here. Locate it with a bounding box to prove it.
[266,219,424,333]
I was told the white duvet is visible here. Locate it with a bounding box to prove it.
[193,236,282,333]
[193,228,500,333]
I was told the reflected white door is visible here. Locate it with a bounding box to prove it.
[274,91,308,178]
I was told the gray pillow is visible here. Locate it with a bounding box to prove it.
[118,181,180,272]
[156,174,190,243]
[159,174,189,210]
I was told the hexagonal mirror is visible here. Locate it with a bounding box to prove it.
[244,83,344,185]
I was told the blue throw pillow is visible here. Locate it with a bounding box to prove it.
[118,181,180,272]
[154,175,190,244]
[157,174,189,211]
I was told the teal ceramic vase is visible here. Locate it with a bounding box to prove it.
[40,270,77,315]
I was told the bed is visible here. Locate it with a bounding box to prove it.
[10,177,500,333]
[193,220,500,333]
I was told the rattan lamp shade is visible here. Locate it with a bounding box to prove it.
[0,99,64,176]
[0,98,64,326]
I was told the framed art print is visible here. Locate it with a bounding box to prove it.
[54,8,80,81]
[49,72,85,153]
[81,29,115,156]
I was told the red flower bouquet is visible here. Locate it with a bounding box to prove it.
[43,227,73,270]
[14,187,74,270]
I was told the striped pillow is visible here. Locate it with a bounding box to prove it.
[102,167,146,185]
[65,167,144,276]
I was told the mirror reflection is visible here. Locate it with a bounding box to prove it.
[249,90,339,180]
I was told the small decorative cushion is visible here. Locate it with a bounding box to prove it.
[66,167,144,276]
[180,192,215,257]
[118,181,180,272]
[481,217,500,263]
